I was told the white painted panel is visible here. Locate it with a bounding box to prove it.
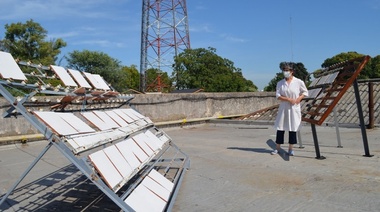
[145,130,165,149]
[50,65,77,87]
[138,132,161,152]
[65,138,80,150]
[158,134,170,145]
[122,108,140,121]
[124,183,166,212]
[105,110,128,127]
[121,138,149,164]
[93,110,120,128]
[144,116,154,124]
[127,123,140,131]
[148,169,174,192]
[81,111,112,131]
[142,176,171,201]
[92,74,110,90]
[113,109,135,123]
[133,133,155,157]
[103,145,133,179]
[0,51,27,80]
[88,150,123,189]
[127,108,145,119]
[135,119,148,127]
[83,72,102,89]
[67,69,92,88]
[115,139,142,170]
[34,111,78,136]
[58,113,95,134]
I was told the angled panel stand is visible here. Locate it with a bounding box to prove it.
[0,51,190,211]
[301,55,372,159]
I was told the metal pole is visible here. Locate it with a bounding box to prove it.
[311,124,325,159]
[353,80,373,157]
[0,142,53,206]
[333,107,342,148]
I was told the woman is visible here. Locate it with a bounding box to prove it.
[271,63,308,156]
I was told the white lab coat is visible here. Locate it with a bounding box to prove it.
[274,77,308,132]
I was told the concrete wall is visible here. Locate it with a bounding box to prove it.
[130,92,277,122]
[0,92,276,136]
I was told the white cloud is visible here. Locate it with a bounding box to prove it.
[190,24,212,33]
[220,33,248,43]
[73,39,125,48]
[0,0,129,21]
[48,31,79,39]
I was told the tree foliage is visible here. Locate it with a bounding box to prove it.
[122,65,140,91]
[321,51,380,79]
[172,47,257,92]
[0,19,66,65]
[366,55,380,79]
[145,69,172,92]
[264,62,310,91]
[65,50,129,92]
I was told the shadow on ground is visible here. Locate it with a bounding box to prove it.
[227,139,290,161]
[0,164,119,211]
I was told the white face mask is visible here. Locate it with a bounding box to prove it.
[283,71,291,78]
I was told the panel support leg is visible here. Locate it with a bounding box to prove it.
[333,107,343,148]
[311,124,325,159]
[353,79,373,157]
[0,142,53,206]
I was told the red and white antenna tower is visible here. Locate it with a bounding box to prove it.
[140,0,191,92]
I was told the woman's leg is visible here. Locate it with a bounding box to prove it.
[288,131,297,155]
[272,130,285,154]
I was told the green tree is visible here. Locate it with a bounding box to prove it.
[65,50,127,92]
[1,19,66,65]
[264,73,283,92]
[321,51,379,79]
[172,47,257,92]
[122,65,140,91]
[366,55,380,78]
[264,62,310,91]
[321,51,363,68]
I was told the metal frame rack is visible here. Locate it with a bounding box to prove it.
[301,55,372,159]
[0,51,190,211]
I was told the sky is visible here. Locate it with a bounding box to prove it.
[0,0,379,90]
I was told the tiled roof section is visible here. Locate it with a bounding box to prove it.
[325,80,380,126]
[239,80,380,126]
[238,104,279,121]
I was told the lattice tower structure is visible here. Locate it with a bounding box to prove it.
[140,0,191,92]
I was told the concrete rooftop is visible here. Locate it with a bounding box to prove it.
[0,121,380,211]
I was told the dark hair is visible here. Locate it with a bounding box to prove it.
[280,62,295,72]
